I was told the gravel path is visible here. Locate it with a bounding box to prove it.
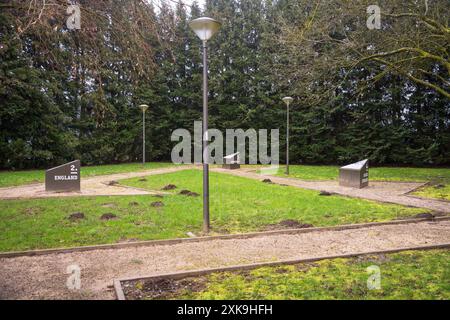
[0,166,194,199]
[1,220,449,300]
[211,168,450,213]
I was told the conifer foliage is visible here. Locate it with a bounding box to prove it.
[0,0,448,169]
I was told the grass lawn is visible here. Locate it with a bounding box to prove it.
[125,249,450,300]
[0,170,426,252]
[2,163,448,201]
[267,165,450,201]
[414,184,450,202]
[0,162,173,188]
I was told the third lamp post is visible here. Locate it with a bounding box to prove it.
[282,97,294,175]
[139,104,149,166]
[189,17,221,234]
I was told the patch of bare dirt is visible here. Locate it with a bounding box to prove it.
[123,277,207,300]
[162,184,177,191]
[100,213,118,221]
[412,213,436,220]
[398,212,448,220]
[264,220,314,231]
[179,190,200,197]
[68,212,85,222]
[151,202,164,208]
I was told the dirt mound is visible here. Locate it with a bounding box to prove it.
[264,219,314,231]
[262,179,273,184]
[108,181,119,186]
[68,212,85,221]
[151,202,164,208]
[189,192,200,197]
[398,212,448,221]
[162,184,177,191]
[411,213,436,220]
[179,190,200,197]
[100,213,118,221]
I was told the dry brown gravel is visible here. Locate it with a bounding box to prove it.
[0,220,449,300]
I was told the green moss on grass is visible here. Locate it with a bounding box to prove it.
[171,250,450,300]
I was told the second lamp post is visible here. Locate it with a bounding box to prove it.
[189,17,221,234]
[139,104,149,166]
[282,97,294,175]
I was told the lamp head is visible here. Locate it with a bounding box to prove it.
[139,104,149,112]
[282,97,294,106]
[189,17,221,42]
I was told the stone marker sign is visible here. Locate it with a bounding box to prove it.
[45,160,81,192]
[223,152,241,170]
[339,159,369,189]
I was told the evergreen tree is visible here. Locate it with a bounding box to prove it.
[0,0,448,169]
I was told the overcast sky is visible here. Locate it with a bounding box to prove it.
[180,0,206,7]
[153,0,206,10]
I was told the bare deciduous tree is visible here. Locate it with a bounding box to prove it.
[270,0,449,101]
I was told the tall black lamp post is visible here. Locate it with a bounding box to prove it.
[189,17,221,234]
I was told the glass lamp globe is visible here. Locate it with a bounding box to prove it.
[189,17,221,42]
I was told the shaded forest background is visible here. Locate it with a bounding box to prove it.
[0,0,449,169]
